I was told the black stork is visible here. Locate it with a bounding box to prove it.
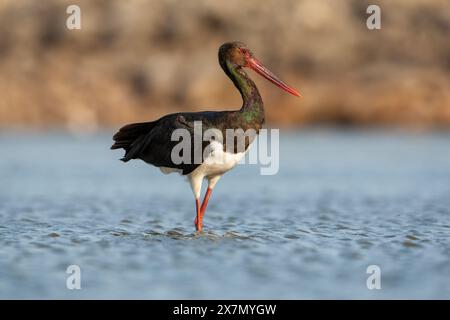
[111,42,301,232]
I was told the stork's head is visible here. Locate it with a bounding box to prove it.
[219,42,302,98]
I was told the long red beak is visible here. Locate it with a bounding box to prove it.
[247,57,302,98]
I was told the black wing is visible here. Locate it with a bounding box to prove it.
[111,112,222,175]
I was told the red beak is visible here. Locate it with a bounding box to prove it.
[247,57,302,98]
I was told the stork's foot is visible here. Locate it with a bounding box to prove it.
[194,218,203,232]
[194,211,202,232]
[194,198,203,232]
[194,187,213,233]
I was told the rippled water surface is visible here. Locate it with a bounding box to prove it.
[0,130,449,299]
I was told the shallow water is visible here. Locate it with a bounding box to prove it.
[0,130,449,299]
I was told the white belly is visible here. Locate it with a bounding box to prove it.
[193,140,246,177]
[159,141,249,177]
[186,141,249,198]
[158,141,252,198]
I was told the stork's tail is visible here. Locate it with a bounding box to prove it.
[111,121,156,162]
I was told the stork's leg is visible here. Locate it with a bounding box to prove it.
[195,198,202,232]
[190,174,221,232]
[200,188,213,217]
[189,173,204,232]
[200,175,221,220]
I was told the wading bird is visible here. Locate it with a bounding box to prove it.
[111,42,301,232]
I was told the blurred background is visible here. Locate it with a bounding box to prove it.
[1,0,450,300]
[0,0,449,132]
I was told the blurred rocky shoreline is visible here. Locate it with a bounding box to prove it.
[0,0,449,131]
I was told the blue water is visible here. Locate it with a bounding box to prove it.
[0,130,449,299]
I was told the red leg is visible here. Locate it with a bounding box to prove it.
[200,187,213,218]
[194,198,202,232]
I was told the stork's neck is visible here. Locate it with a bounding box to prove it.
[221,60,264,124]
